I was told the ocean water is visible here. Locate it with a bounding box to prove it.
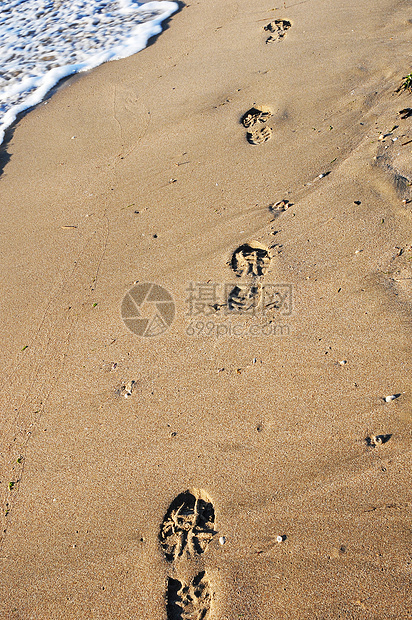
[0,0,178,144]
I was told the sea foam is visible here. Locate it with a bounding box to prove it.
[0,0,178,144]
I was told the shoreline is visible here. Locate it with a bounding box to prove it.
[0,0,180,146]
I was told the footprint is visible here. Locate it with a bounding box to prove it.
[241,105,271,128]
[228,283,262,312]
[366,434,392,447]
[264,19,291,43]
[227,242,271,312]
[115,379,136,398]
[167,572,212,620]
[269,199,292,214]
[159,489,216,562]
[231,243,271,278]
[241,106,272,144]
[247,126,272,145]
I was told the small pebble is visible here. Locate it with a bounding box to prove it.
[370,435,382,445]
[338,360,347,366]
[124,380,136,398]
[384,394,400,402]
[219,536,226,545]
[276,534,286,543]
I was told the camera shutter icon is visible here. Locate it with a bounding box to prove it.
[121,283,175,337]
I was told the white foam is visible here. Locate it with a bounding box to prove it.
[0,0,178,144]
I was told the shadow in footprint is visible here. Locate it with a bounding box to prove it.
[241,106,271,128]
[264,19,292,43]
[241,106,272,145]
[231,243,271,278]
[159,489,216,562]
[399,108,412,119]
[227,283,261,312]
[247,126,272,144]
[167,572,212,620]
[227,242,271,313]
[365,434,392,447]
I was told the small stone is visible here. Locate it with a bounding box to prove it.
[123,380,136,398]
[219,536,226,545]
[384,394,400,402]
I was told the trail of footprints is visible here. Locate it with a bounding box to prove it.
[157,17,401,618]
[160,489,216,620]
[239,20,291,145]
[159,247,272,616]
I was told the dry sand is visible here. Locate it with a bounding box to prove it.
[0,0,412,618]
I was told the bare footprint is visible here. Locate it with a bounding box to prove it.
[159,489,216,562]
[264,19,291,43]
[167,572,212,620]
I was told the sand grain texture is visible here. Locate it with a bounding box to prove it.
[0,0,411,618]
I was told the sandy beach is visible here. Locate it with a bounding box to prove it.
[0,0,411,617]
